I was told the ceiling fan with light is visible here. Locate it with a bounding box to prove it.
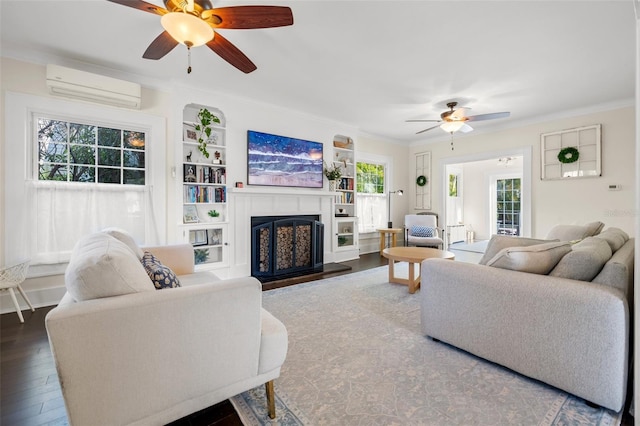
[106,0,293,74]
[407,102,510,135]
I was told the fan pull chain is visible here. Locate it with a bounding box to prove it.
[450,132,455,151]
[187,45,192,74]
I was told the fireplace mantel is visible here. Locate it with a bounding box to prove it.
[228,187,337,197]
[228,187,337,278]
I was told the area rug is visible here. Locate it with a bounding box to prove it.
[231,265,622,425]
[448,239,489,254]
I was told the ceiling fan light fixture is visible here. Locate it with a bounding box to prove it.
[440,121,466,133]
[161,12,214,47]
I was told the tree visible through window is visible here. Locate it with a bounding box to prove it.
[356,161,386,233]
[38,117,146,185]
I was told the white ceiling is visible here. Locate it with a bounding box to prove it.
[1,0,636,143]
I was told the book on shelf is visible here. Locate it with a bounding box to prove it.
[183,186,227,203]
[184,163,227,184]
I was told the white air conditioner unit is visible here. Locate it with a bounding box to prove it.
[46,64,142,109]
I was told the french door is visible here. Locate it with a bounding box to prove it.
[492,175,522,236]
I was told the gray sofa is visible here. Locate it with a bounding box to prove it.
[420,225,633,412]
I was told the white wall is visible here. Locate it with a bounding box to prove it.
[1,57,402,310]
[409,106,636,239]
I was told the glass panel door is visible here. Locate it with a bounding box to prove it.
[496,177,521,236]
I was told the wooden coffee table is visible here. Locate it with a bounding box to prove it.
[382,247,455,293]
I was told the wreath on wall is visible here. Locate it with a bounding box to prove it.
[557,147,580,164]
[416,175,428,186]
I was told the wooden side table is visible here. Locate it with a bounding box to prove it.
[377,228,403,256]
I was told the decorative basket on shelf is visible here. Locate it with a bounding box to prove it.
[333,138,353,149]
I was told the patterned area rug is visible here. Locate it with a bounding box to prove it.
[231,265,622,425]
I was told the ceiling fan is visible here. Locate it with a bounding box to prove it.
[407,102,510,135]
[106,0,293,74]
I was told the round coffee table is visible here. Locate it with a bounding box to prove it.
[382,247,455,293]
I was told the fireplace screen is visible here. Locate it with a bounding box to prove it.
[252,215,323,279]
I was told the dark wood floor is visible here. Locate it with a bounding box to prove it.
[2,252,634,425]
[0,253,386,426]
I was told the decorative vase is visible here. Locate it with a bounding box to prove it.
[329,180,337,192]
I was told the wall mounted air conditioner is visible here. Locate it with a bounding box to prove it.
[46,64,142,109]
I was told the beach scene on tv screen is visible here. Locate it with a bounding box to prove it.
[248,131,324,188]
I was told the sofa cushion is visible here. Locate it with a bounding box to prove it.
[65,233,155,301]
[102,227,144,259]
[549,237,613,281]
[141,251,181,290]
[479,235,553,265]
[486,241,571,274]
[411,225,435,237]
[593,227,629,253]
[545,221,604,241]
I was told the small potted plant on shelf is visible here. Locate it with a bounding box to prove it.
[324,162,342,192]
[195,108,221,159]
[207,209,221,222]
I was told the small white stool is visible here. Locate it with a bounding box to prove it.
[0,260,35,323]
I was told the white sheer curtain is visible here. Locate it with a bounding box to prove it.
[357,193,386,233]
[27,180,159,265]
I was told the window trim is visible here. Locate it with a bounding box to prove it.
[4,92,167,273]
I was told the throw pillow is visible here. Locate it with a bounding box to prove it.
[411,225,435,238]
[102,227,144,260]
[593,227,629,253]
[141,251,181,290]
[545,221,604,241]
[549,237,613,281]
[486,241,571,275]
[479,235,554,265]
[65,232,155,301]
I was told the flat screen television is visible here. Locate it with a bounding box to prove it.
[247,130,324,188]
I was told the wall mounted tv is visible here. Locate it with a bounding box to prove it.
[247,130,324,188]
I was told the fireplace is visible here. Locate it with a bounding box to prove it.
[251,215,324,281]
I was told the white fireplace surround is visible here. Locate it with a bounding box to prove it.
[228,187,336,278]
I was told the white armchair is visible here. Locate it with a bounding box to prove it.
[404,214,444,249]
[46,232,288,425]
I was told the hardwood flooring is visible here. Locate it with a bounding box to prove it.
[1,252,633,425]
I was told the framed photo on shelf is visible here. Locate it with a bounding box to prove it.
[183,124,197,143]
[183,205,199,223]
[190,230,208,246]
[207,229,222,246]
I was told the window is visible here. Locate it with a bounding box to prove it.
[5,92,167,273]
[37,117,146,185]
[356,160,386,233]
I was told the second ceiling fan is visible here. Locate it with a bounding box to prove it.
[407,102,510,135]
[107,0,294,74]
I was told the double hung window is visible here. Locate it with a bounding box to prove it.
[356,161,386,233]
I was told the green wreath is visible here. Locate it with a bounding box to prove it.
[558,147,579,164]
[416,175,427,186]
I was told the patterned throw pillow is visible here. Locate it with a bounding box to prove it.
[140,251,181,290]
[411,225,435,238]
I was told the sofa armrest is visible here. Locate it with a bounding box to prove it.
[46,277,263,425]
[144,243,195,275]
[420,259,629,412]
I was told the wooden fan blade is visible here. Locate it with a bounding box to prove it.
[206,33,257,73]
[106,0,168,16]
[203,6,293,29]
[406,119,440,123]
[466,112,511,122]
[416,124,441,135]
[143,32,179,60]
